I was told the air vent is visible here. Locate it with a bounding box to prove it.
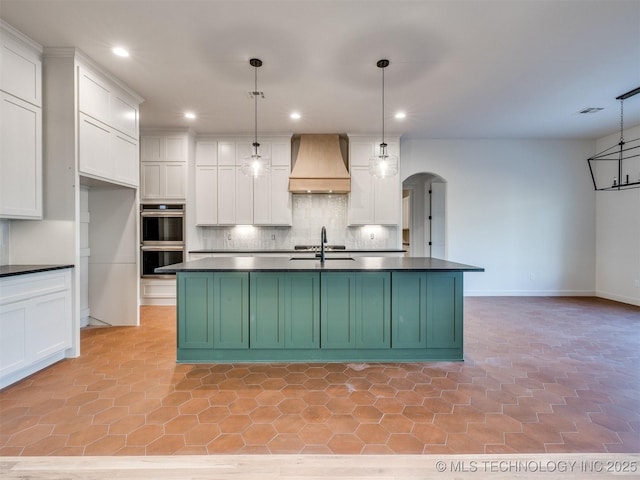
[578,107,604,114]
[247,91,264,99]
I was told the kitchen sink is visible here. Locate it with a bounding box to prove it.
[289,257,354,261]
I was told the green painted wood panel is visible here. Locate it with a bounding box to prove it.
[426,272,463,349]
[213,272,249,349]
[356,272,390,348]
[250,273,282,349]
[177,272,214,349]
[284,273,320,349]
[391,272,427,349]
[321,272,355,348]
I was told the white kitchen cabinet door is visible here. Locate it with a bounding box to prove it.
[140,162,185,200]
[217,166,236,224]
[0,301,28,378]
[31,291,71,361]
[110,93,138,139]
[78,67,111,125]
[140,136,163,162]
[0,92,42,219]
[217,141,236,166]
[112,132,138,187]
[195,166,218,225]
[374,174,400,225]
[1,31,41,107]
[271,166,292,225]
[235,168,254,224]
[163,164,186,199]
[271,141,291,167]
[78,113,113,180]
[141,163,162,198]
[253,173,271,225]
[348,166,374,225]
[196,141,217,166]
[349,141,375,167]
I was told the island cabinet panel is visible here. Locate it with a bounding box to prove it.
[321,272,390,349]
[212,272,249,349]
[177,272,214,349]
[250,272,319,349]
[391,272,427,349]
[426,272,463,350]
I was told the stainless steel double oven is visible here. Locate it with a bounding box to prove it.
[140,204,185,277]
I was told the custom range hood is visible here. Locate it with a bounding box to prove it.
[289,134,350,193]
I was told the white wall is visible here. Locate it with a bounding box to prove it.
[401,138,596,296]
[0,220,9,264]
[595,125,640,306]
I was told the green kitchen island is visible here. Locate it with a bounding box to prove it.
[157,256,484,363]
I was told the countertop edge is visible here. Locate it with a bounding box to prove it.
[0,264,75,278]
[188,249,407,254]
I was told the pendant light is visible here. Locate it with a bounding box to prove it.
[369,59,398,178]
[241,58,270,178]
[587,86,640,191]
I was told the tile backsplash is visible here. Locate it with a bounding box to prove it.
[195,194,398,250]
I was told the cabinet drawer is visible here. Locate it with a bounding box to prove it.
[0,270,70,306]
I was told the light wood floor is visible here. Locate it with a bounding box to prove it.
[2,454,639,479]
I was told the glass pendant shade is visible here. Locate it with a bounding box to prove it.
[241,142,270,178]
[369,142,398,178]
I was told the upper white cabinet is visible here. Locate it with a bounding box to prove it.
[0,23,42,107]
[0,22,43,219]
[347,136,401,225]
[140,133,188,201]
[194,136,292,226]
[78,66,138,139]
[77,63,141,187]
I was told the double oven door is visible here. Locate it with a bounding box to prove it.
[140,204,185,277]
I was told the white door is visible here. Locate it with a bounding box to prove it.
[430,182,446,259]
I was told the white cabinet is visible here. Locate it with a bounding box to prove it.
[77,64,140,187]
[195,166,218,225]
[216,165,253,225]
[0,92,42,219]
[194,136,291,226]
[140,134,188,201]
[0,268,73,389]
[347,136,400,225]
[78,66,138,139]
[78,113,138,187]
[0,23,42,219]
[1,24,42,107]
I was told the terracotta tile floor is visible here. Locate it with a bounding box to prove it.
[0,297,638,456]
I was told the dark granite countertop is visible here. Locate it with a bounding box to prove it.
[157,256,483,273]
[0,264,75,278]
[189,249,406,254]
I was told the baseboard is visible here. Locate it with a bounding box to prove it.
[595,290,640,307]
[464,290,595,297]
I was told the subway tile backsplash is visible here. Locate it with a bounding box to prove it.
[196,194,397,250]
[0,220,9,264]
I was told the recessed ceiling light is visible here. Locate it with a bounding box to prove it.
[290,112,301,120]
[395,112,406,119]
[184,112,196,120]
[112,47,130,58]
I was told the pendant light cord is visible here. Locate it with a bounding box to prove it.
[254,63,258,152]
[381,63,385,147]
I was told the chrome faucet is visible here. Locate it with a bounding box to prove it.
[318,226,327,263]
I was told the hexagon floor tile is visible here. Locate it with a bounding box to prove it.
[0,297,638,455]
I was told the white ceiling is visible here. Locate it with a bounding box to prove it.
[2,0,639,139]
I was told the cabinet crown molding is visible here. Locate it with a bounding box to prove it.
[0,20,42,53]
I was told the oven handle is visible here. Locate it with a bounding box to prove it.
[141,245,185,252]
[141,211,184,218]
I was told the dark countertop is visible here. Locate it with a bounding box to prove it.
[0,264,75,278]
[189,249,406,254]
[157,256,484,273]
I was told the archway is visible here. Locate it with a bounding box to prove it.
[402,173,447,258]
